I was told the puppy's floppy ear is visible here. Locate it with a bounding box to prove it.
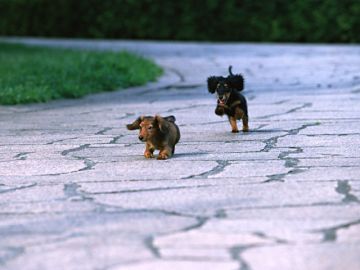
[227,73,244,91]
[126,116,143,130]
[207,76,220,94]
[163,115,176,123]
[155,115,169,133]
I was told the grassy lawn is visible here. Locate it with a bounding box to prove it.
[0,43,163,105]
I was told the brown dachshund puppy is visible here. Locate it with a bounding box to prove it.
[126,115,180,160]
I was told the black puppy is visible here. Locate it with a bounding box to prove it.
[207,66,249,133]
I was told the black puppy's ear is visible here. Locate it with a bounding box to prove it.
[207,76,220,94]
[163,115,176,123]
[155,115,169,133]
[227,74,244,91]
[126,116,143,130]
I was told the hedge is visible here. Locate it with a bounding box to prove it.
[0,0,359,43]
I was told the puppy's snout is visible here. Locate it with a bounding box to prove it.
[138,135,144,141]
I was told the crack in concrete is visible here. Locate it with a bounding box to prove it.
[69,184,203,221]
[252,124,268,131]
[261,122,320,152]
[61,144,91,156]
[335,180,359,203]
[261,137,279,152]
[95,127,112,135]
[87,184,212,195]
[253,231,289,244]
[0,183,37,194]
[182,160,230,179]
[144,215,210,261]
[315,218,360,242]
[156,83,203,92]
[264,147,304,183]
[258,103,312,120]
[60,144,97,172]
[182,216,209,232]
[142,216,209,261]
[264,168,305,183]
[278,147,302,168]
[273,99,290,105]
[0,246,25,265]
[109,135,124,144]
[214,209,227,219]
[264,172,287,183]
[13,152,32,160]
[46,137,79,145]
[63,182,94,202]
[306,133,360,137]
[229,245,258,270]
[166,67,185,82]
[144,236,161,258]
[79,158,96,171]
[229,201,343,211]
[351,88,360,94]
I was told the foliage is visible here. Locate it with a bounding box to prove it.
[0,0,359,42]
[0,43,163,104]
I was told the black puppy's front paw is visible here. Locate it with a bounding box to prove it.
[215,106,225,116]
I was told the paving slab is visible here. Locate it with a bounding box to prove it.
[0,37,360,270]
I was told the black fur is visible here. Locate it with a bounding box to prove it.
[207,66,249,132]
[207,66,244,93]
[227,66,244,90]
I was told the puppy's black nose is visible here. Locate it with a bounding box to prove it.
[138,135,144,141]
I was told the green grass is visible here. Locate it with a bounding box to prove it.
[0,43,163,105]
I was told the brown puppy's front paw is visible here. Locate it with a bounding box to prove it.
[144,151,154,158]
[157,153,169,160]
[232,129,239,133]
[242,126,249,132]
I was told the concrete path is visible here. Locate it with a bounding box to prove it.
[1,38,360,270]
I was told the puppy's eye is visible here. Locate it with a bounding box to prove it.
[148,126,152,130]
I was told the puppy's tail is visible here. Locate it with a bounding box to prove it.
[227,65,244,91]
[228,65,233,76]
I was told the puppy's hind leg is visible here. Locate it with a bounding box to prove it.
[228,116,239,133]
[158,146,172,160]
[242,115,249,132]
[235,107,249,132]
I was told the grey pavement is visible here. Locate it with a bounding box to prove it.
[0,37,360,270]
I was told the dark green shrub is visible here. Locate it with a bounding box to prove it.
[0,0,359,42]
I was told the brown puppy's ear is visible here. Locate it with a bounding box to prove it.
[155,115,169,133]
[207,76,221,94]
[163,115,176,123]
[126,116,143,130]
[227,74,244,91]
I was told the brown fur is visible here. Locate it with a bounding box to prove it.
[126,115,180,160]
